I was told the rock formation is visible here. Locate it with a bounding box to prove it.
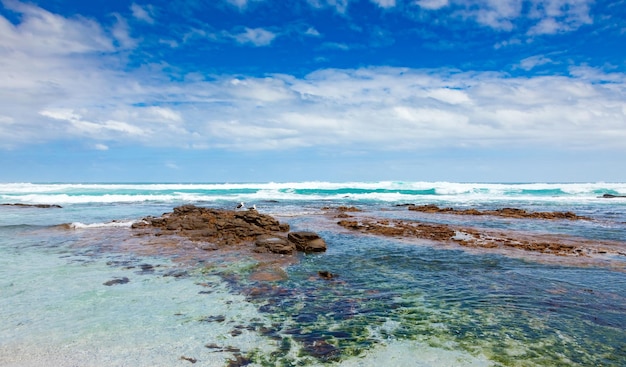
[407,204,588,220]
[132,205,326,255]
[1,203,62,208]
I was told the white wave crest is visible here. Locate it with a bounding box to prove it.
[69,220,136,229]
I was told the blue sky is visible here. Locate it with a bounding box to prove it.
[0,0,625,183]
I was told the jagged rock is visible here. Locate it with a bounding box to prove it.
[132,205,324,255]
[288,231,327,253]
[254,235,295,254]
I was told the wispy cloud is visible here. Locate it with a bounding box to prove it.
[130,3,155,24]
[415,0,449,10]
[231,27,277,46]
[0,0,114,55]
[307,0,350,14]
[370,0,396,8]
[516,55,554,71]
[111,14,137,49]
[413,0,594,35]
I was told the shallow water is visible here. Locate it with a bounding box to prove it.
[1,182,625,366]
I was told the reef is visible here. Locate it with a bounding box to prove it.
[336,217,626,263]
[406,204,589,220]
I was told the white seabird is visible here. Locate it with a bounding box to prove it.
[247,204,256,210]
[236,202,245,209]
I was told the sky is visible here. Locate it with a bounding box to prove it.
[0,0,625,183]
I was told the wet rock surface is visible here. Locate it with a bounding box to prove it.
[601,194,626,198]
[407,204,589,220]
[337,217,626,260]
[1,203,62,208]
[287,231,327,253]
[132,205,325,255]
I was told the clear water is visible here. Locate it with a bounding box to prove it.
[1,182,625,366]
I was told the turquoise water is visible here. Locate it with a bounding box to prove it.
[1,182,625,366]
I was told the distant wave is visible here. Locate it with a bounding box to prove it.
[1,182,625,205]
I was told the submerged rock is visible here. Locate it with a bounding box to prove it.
[103,277,129,286]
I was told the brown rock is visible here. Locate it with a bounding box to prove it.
[407,204,589,220]
[288,231,327,253]
[135,205,292,248]
[254,235,295,254]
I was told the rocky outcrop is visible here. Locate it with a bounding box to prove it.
[287,231,327,253]
[601,194,626,198]
[1,203,62,208]
[337,219,455,241]
[337,217,624,258]
[254,235,295,254]
[407,204,588,220]
[132,205,325,255]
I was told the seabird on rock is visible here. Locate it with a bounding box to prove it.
[247,204,256,210]
[236,202,245,209]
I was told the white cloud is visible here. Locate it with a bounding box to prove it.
[307,0,350,13]
[414,0,593,35]
[415,0,449,10]
[517,55,554,70]
[40,109,146,137]
[232,27,277,46]
[0,0,114,55]
[111,14,137,49]
[94,143,109,151]
[305,27,321,36]
[370,0,396,8]
[226,0,250,9]
[130,3,155,24]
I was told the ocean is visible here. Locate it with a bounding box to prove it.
[1,182,625,366]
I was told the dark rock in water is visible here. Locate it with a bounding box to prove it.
[180,356,197,364]
[254,235,295,254]
[1,203,62,208]
[317,270,335,279]
[300,338,340,361]
[227,353,252,367]
[163,269,188,278]
[200,315,226,323]
[137,263,154,274]
[103,277,129,286]
[601,194,626,198]
[288,231,327,253]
